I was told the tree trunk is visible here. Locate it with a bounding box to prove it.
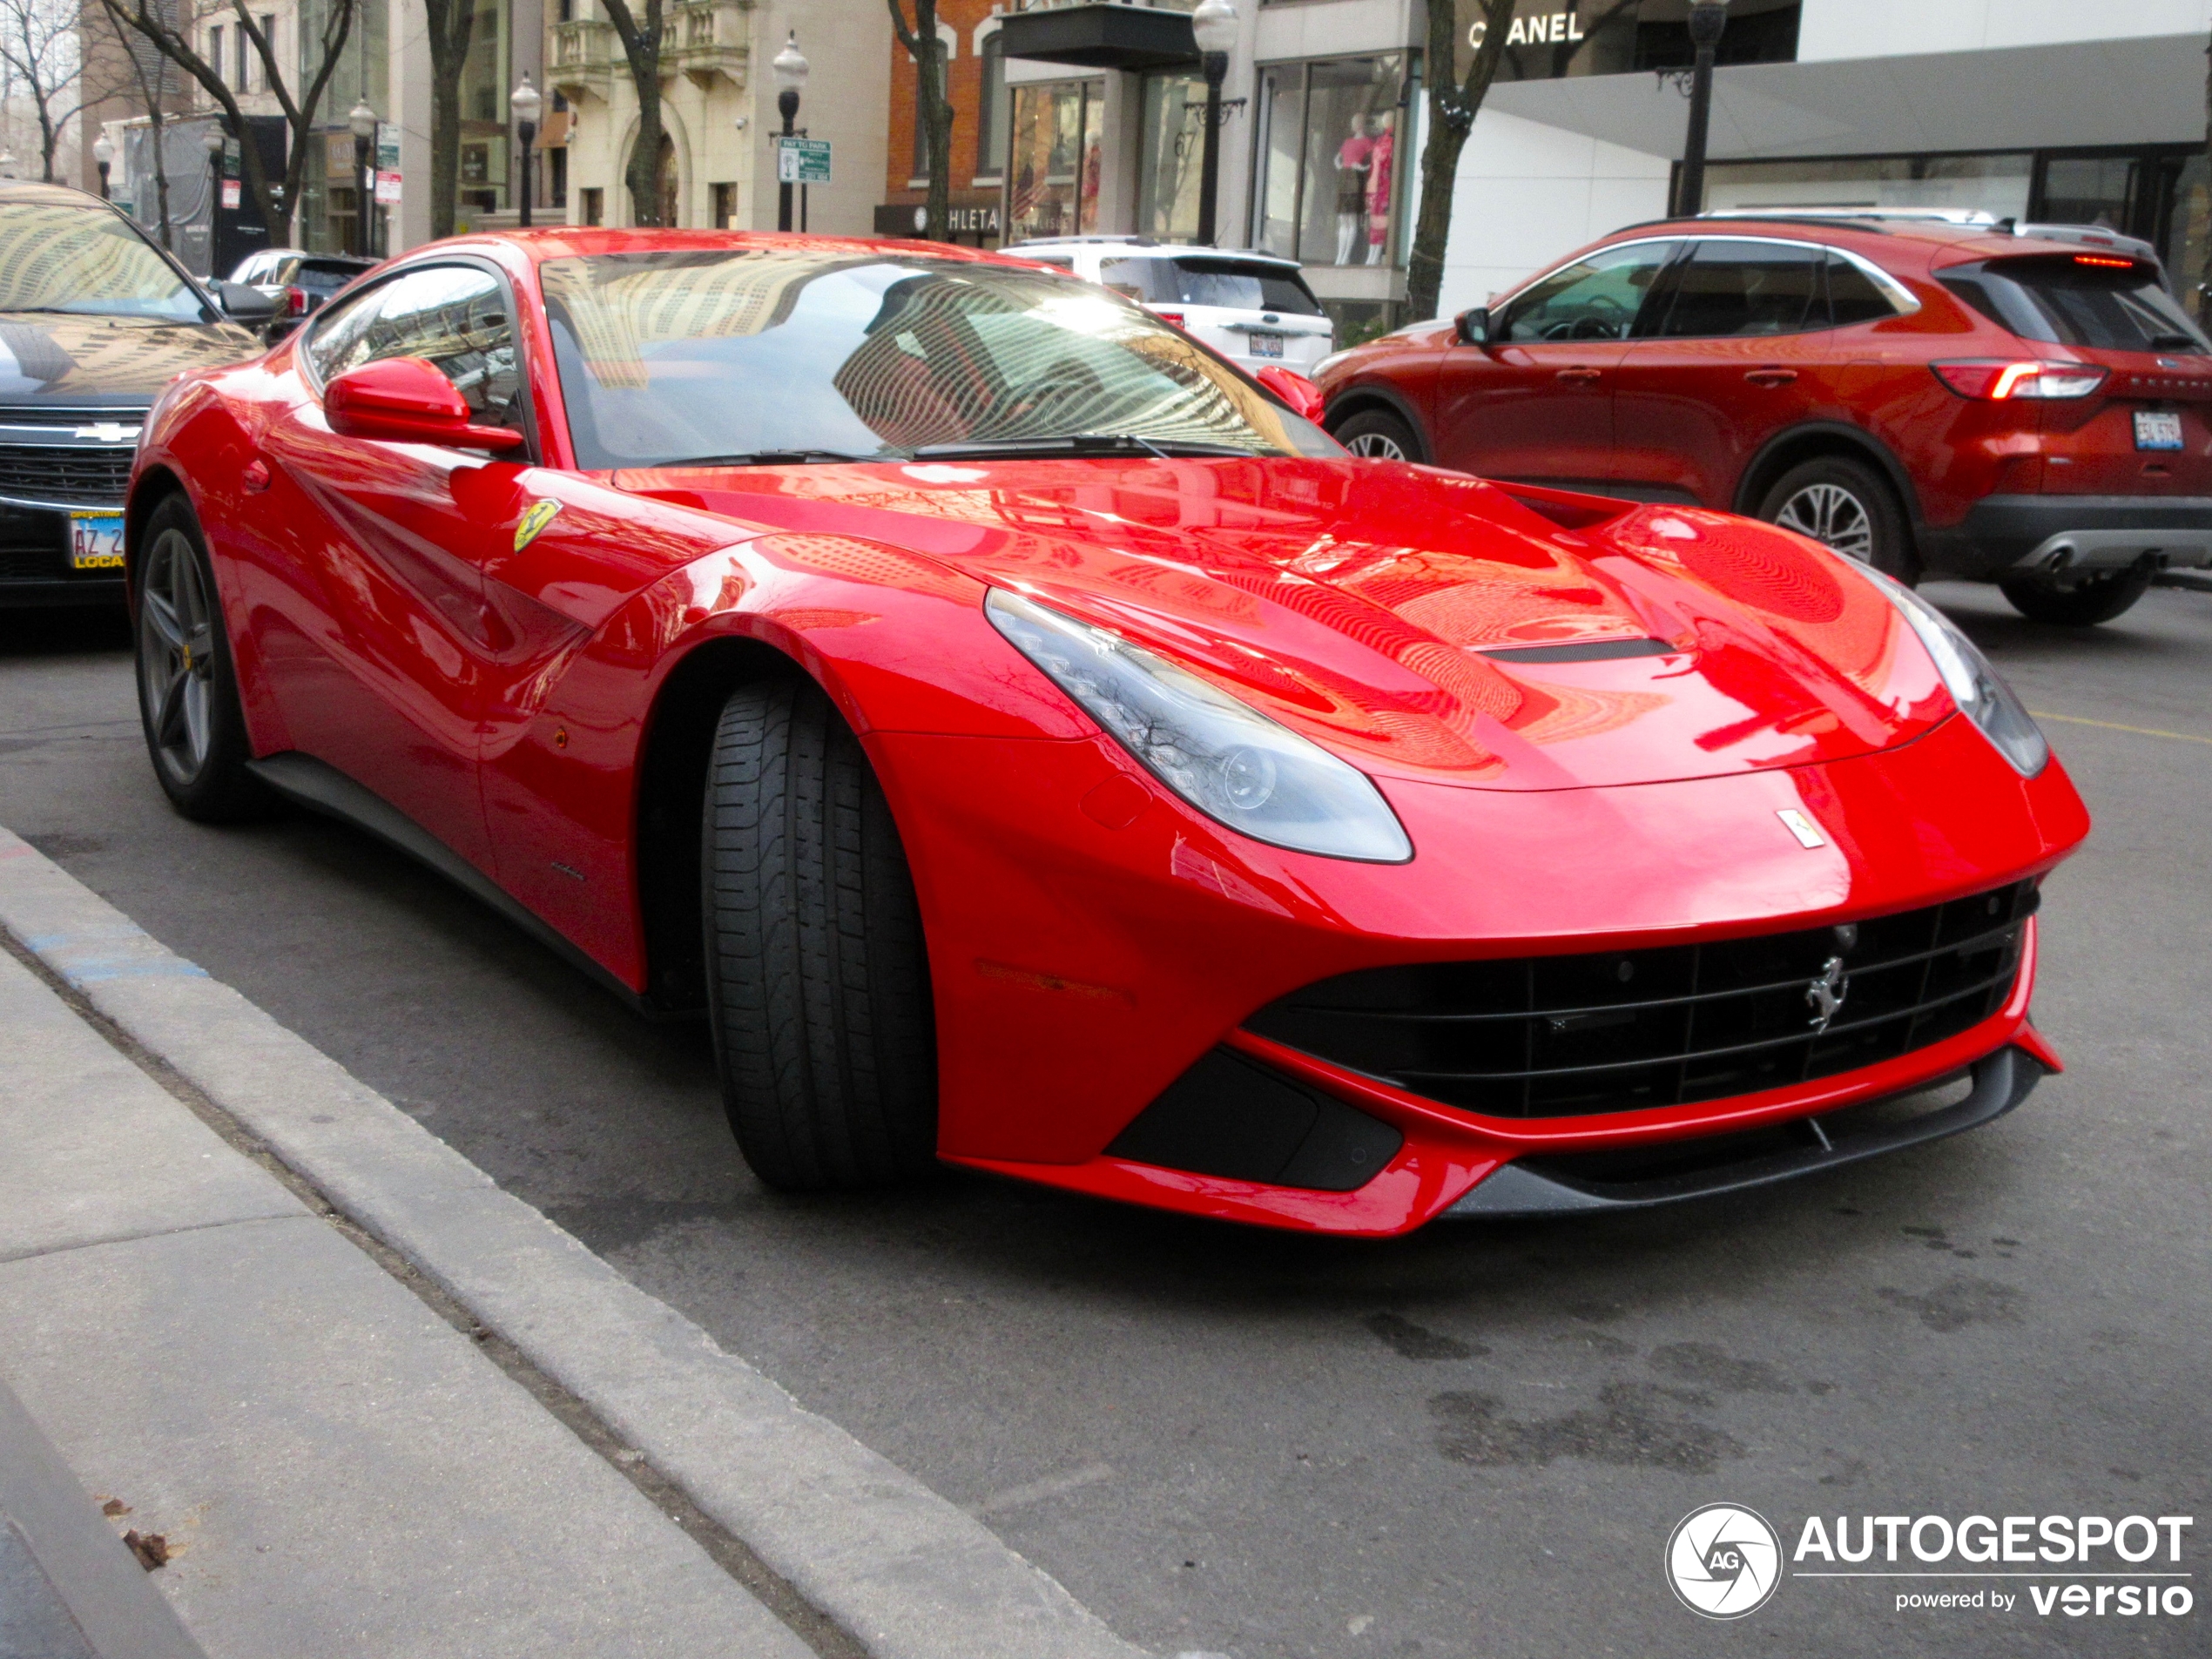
[2201,33,2211,324]
[602,0,664,226]
[1405,0,1516,324]
[423,0,475,239]
[922,35,952,239]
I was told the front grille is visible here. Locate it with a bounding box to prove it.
[1247,882,2038,1120]
[0,443,134,505]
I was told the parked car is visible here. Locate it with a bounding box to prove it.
[1317,208,2212,625]
[0,181,271,608]
[127,230,2085,1234]
[1009,235,1336,376]
[228,247,378,336]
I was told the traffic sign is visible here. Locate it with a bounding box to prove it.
[777,138,831,185]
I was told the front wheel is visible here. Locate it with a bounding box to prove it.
[1757,455,1917,583]
[1998,566,2155,626]
[701,678,938,1190]
[1332,408,1421,462]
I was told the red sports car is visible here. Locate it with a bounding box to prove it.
[125,230,2088,1237]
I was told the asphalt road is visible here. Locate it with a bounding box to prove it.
[3,583,2206,1659]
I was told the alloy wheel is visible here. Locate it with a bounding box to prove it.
[138,527,217,786]
[1774,482,1874,563]
[1345,431,1407,461]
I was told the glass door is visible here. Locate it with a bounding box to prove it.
[1005,79,1103,243]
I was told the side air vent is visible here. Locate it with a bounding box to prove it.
[1107,1048,1403,1192]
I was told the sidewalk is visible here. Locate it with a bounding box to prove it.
[0,937,813,1659]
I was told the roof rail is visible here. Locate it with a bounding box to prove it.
[1699,207,1999,226]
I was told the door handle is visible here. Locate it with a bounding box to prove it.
[1745,368,1798,386]
[1554,367,1602,383]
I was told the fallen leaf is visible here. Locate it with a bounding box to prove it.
[100,1499,130,1518]
[123,1530,169,1569]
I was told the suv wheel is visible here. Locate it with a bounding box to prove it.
[1757,456,1916,583]
[1998,566,2155,627]
[1333,408,1420,462]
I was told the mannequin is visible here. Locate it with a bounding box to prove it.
[1364,111,1394,265]
[1334,114,1372,266]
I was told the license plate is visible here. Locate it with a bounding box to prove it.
[2134,409,2184,451]
[69,513,125,571]
[1248,332,1285,359]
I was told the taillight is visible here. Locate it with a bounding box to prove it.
[2073,253,2135,270]
[283,285,308,316]
[1931,360,2109,401]
[1152,308,1186,328]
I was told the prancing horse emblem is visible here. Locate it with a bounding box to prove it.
[1804,955,1849,1032]
[514,498,563,552]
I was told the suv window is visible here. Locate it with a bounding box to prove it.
[1824,253,1901,327]
[307,265,526,429]
[1168,259,1324,315]
[1501,242,1675,342]
[1943,255,2211,355]
[1656,240,1820,338]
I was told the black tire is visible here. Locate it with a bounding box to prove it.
[700,678,937,1190]
[1756,455,1917,583]
[1333,407,1422,463]
[1998,567,2155,626]
[132,493,275,823]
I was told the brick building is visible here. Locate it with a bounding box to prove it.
[873,0,1008,244]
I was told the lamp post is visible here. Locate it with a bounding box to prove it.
[348,99,378,258]
[772,31,806,233]
[1190,0,1237,246]
[93,133,115,200]
[510,74,541,229]
[1676,0,1730,218]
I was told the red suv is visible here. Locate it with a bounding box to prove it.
[1316,212,2212,625]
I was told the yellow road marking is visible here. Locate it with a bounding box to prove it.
[2031,711,2212,747]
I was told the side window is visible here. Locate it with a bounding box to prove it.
[308,266,525,431]
[1656,241,1820,338]
[1501,243,1675,342]
[1824,253,1901,327]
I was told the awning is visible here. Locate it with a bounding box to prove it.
[997,3,1197,72]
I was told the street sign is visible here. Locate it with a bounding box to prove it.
[374,170,403,205]
[776,138,831,185]
[220,179,241,209]
[376,122,401,173]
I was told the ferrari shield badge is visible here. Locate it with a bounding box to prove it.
[514,498,563,552]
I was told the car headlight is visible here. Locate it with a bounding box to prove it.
[1856,568,2048,778]
[985,589,1413,862]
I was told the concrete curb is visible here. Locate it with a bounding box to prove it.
[0,829,1152,1659]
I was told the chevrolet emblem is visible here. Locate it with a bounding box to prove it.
[76,422,141,443]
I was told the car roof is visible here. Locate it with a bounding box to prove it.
[0,179,122,211]
[1595,212,2139,270]
[454,228,1022,268]
[1011,238,1301,266]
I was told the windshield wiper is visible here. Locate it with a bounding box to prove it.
[910,433,1256,461]
[651,449,898,468]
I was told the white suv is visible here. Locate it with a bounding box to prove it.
[1008,238,1336,376]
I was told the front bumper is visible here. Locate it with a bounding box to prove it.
[0,501,127,608]
[1923,494,2212,581]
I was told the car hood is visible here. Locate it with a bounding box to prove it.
[0,311,261,405]
[617,456,1952,792]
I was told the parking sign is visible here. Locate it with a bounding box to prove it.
[776,138,832,185]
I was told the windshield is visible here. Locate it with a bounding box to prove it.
[0,202,209,322]
[539,250,1324,468]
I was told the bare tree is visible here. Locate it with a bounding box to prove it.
[105,4,176,246]
[0,0,111,182]
[1406,0,1517,323]
[97,0,358,243]
[886,0,951,240]
[2201,32,2211,324]
[421,0,476,239]
[597,0,666,225]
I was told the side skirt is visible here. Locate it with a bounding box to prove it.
[246,752,669,1019]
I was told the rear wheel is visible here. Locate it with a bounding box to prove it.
[1333,408,1420,462]
[132,495,273,823]
[1757,455,1916,583]
[1998,566,2155,626]
[700,678,937,1190]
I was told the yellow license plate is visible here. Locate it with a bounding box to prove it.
[70,513,125,571]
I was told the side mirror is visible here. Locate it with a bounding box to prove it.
[1255,363,1326,423]
[325,357,526,453]
[214,280,278,324]
[1453,306,1490,346]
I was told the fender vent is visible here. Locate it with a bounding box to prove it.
[1108,1049,1403,1192]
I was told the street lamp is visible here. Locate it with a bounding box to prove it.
[1190,0,1237,246]
[510,74,541,230]
[93,132,115,200]
[1676,0,1730,217]
[348,99,378,258]
[772,30,807,233]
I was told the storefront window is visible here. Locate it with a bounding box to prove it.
[1006,79,1103,243]
[1136,71,1204,242]
[1704,154,2033,220]
[1253,55,1409,269]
